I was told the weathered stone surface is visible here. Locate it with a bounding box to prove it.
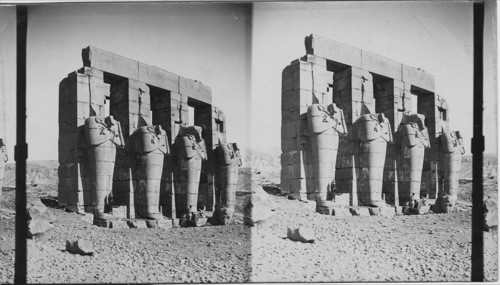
[484,197,498,230]
[27,197,56,223]
[66,239,94,256]
[127,219,148,229]
[379,206,396,216]
[79,213,94,224]
[287,227,315,243]
[179,76,212,104]
[138,62,179,92]
[401,64,435,92]
[305,34,362,68]
[110,220,130,229]
[157,218,174,229]
[361,50,402,79]
[349,207,370,216]
[243,186,277,226]
[26,196,55,238]
[27,219,53,238]
[83,46,139,80]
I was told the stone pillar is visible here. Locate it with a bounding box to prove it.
[332,67,375,206]
[84,116,124,219]
[175,126,207,216]
[128,125,169,220]
[206,106,227,211]
[417,93,448,199]
[434,128,465,213]
[58,68,109,213]
[307,103,348,214]
[398,113,430,205]
[351,113,393,207]
[212,140,242,225]
[109,79,151,218]
[150,90,188,219]
[374,79,411,205]
[280,55,333,200]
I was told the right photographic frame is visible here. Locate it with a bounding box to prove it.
[249,1,497,282]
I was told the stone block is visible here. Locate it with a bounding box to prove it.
[332,206,352,216]
[305,34,362,68]
[401,64,435,93]
[301,54,327,66]
[379,206,396,216]
[368,207,380,216]
[110,220,130,229]
[361,50,402,79]
[291,163,306,179]
[112,206,128,218]
[280,178,291,194]
[157,218,173,229]
[333,193,350,206]
[179,76,211,104]
[290,178,307,194]
[138,62,179,92]
[58,191,68,207]
[349,207,370,216]
[82,46,139,80]
[94,219,112,228]
[127,219,148,229]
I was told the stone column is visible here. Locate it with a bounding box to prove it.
[281,55,333,201]
[332,67,375,206]
[307,103,347,214]
[212,139,242,225]
[175,126,207,216]
[351,113,393,207]
[374,79,411,206]
[58,67,109,213]
[128,125,169,220]
[84,116,124,220]
[434,127,465,213]
[398,113,430,205]
[109,79,151,218]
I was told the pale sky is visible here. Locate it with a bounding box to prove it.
[251,1,497,155]
[2,3,252,161]
[0,1,498,162]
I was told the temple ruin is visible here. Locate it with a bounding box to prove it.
[58,47,241,227]
[281,34,464,215]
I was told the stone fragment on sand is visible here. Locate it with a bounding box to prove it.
[243,185,277,226]
[484,197,498,230]
[27,219,53,238]
[287,227,315,243]
[66,239,94,256]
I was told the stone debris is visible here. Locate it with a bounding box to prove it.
[26,196,55,238]
[27,197,56,223]
[66,239,94,256]
[243,186,277,226]
[27,219,53,238]
[287,226,315,243]
[484,197,498,230]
